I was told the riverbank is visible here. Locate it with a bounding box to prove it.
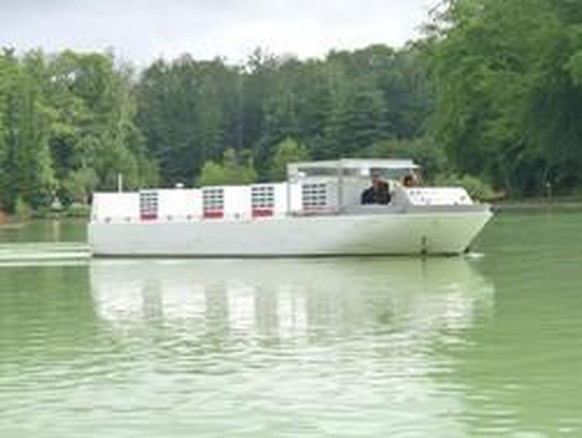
[0,211,22,229]
[0,204,91,225]
[492,197,582,212]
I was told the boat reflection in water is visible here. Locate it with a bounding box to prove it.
[89,257,493,343]
[87,257,495,436]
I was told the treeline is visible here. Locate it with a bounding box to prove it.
[0,45,435,213]
[428,0,582,196]
[1,0,582,213]
[0,50,156,213]
[136,45,435,186]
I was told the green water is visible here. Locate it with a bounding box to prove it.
[0,212,581,437]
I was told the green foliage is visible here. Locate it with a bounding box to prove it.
[13,196,32,220]
[0,51,56,211]
[565,51,582,85]
[427,0,582,196]
[197,161,226,186]
[6,9,582,210]
[0,49,156,213]
[136,57,240,185]
[267,137,310,181]
[61,167,98,205]
[64,202,91,218]
[136,45,434,183]
[197,149,257,186]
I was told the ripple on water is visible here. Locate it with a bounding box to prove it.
[3,228,582,438]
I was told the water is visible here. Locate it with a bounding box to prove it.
[0,213,581,437]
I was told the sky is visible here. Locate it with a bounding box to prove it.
[0,0,439,64]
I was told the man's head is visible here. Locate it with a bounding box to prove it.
[370,171,382,187]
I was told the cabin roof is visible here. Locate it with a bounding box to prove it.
[287,158,419,176]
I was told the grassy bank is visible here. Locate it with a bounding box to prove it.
[0,203,91,225]
[492,195,582,212]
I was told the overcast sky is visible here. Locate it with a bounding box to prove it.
[0,0,439,64]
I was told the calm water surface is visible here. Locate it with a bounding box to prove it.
[0,212,581,437]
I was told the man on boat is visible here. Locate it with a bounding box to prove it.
[361,171,391,205]
[402,171,419,187]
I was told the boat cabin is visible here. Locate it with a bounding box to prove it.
[91,158,474,223]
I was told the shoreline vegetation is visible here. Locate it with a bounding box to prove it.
[1,1,581,217]
[0,203,90,225]
[493,198,582,212]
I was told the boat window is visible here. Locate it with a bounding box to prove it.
[140,191,158,220]
[251,185,275,217]
[302,183,327,211]
[203,188,224,219]
[295,167,361,177]
[296,167,337,177]
[251,186,274,208]
[369,167,417,181]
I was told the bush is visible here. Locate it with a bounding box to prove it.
[14,197,32,221]
[197,149,257,186]
[65,203,91,218]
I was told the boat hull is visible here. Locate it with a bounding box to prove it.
[88,209,492,257]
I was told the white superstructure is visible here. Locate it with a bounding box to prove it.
[88,158,492,257]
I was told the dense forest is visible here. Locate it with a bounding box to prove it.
[1,0,582,213]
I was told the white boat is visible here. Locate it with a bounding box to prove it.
[88,158,493,257]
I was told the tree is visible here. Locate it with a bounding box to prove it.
[427,0,582,195]
[45,51,156,202]
[197,149,257,186]
[0,49,157,211]
[267,137,310,181]
[197,160,226,187]
[137,56,241,186]
[0,50,55,211]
